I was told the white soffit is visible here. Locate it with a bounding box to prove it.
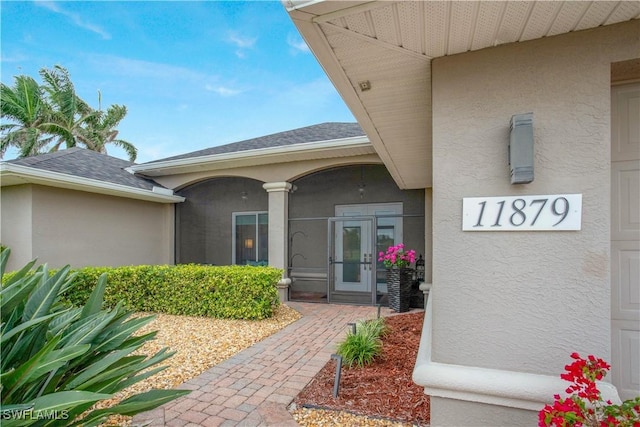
[286,1,640,189]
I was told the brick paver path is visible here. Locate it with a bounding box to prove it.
[132,302,384,426]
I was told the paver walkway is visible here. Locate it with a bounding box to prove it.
[132,302,387,427]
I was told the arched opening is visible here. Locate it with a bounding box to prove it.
[288,164,426,305]
[175,177,267,265]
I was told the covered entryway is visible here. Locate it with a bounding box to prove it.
[328,202,404,304]
[611,81,640,401]
[288,165,425,305]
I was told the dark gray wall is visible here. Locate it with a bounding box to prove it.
[175,165,425,281]
[289,165,425,292]
[175,177,267,265]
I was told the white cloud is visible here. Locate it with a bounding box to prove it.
[0,52,29,63]
[227,32,257,49]
[287,34,310,54]
[85,54,206,82]
[35,1,111,40]
[226,32,257,58]
[205,84,242,97]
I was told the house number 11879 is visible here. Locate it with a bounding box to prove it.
[462,194,582,231]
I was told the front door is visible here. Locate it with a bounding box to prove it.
[611,82,640,401]
[329,203,403,304]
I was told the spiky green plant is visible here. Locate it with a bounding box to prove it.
[336,318,388,368]
[0,248,189,426]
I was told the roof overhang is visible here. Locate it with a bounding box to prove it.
[0,163,185,203]
[129,135,375,177]
[284,1,640,189]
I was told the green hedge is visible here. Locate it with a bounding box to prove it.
[4,264,282,320]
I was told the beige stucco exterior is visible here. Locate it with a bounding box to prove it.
[150,153,383,190]
[418,20,639,425]
[1,184,175,271]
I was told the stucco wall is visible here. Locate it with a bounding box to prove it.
[175,177,268,265]
[431,18,639,382]
[1,185,33,271]
[3,185,175,270]
[155,154,383,191]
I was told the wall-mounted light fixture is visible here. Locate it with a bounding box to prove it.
[244,238,253,249]
[509,112,534,184]
[241,191,248,201]
[358,166,366,199]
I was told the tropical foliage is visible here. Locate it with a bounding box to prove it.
[0,65,137,161]
[0,248,188,426]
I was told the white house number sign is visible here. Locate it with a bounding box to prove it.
[462,194,582,231]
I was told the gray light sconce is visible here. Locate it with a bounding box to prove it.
[509,112,534,184]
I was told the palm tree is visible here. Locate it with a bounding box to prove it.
[39,65,98,152]
[0,75,53,158]
[1,65,138,161]
[79,93,138,161]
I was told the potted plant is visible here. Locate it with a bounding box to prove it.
[378,244,416,312]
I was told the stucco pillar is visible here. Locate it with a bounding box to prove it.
[263,182,292,302]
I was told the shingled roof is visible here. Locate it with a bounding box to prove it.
[6,147,161,191]
[145,122,364,164]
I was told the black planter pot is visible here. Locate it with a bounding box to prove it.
[386,267,412,313]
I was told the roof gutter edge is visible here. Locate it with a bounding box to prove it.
[0,163,185,203]
[128,135,371,174]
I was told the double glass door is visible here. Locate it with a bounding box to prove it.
[328,203,402,305]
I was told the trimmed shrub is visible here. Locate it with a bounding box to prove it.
[61,264,282,320]
[0,248,189,426]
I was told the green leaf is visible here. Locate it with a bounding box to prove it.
[1,311,62,345]
[59,309,117,347]
[1,336,62,401]
[90,315,155,354]
[30,390,112,412]
[1,251,36,287]
[79,389,191,425]
[1,272,41,319]
[22,265,71,322]
[28,344,90,380]
[80,273,107,318]
[64,346,142,390]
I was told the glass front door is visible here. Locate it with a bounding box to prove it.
[328,216,375,304]
[328,203,403,305]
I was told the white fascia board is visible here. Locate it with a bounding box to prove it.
[128,135,372,176]
[281,0,325,12]
[412,285,622,411]
[0,163,185,204]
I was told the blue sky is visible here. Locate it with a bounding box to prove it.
[0,1,355,163]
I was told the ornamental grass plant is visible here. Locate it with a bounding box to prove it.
[336,318,388,368]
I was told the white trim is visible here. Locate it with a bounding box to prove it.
[281,0,325,12]
[412,284,622,411]
[231,211,268,265]
[0,163,184,204]
[262,182,293,193]
[127,136,373,176]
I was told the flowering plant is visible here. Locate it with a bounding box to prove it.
[378,243,416,269]
[539,352,640,427]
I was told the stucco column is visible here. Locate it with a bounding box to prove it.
[263,182,292,302]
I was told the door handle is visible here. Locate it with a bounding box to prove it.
[363,253,372,270]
